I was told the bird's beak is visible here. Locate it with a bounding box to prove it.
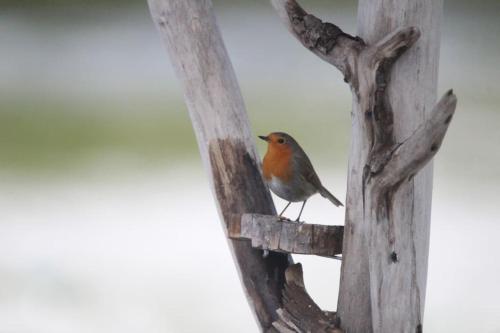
[258,135,269,142]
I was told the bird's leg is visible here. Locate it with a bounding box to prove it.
[296,200,307,223]
[279,201,292,221]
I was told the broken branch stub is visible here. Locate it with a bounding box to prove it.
[271,264,343,333]
[376,90,458,190]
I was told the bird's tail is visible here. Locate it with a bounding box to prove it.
[319,186,344,207]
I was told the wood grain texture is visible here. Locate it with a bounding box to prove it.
[229,214,343,258]
[342,1,447,332]
[377,91,457,189]
[271,264,343,333]
[271,1,453,332]
[147,1,291,330]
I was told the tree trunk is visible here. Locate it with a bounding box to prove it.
[147,1,291,331]
[270,0,455,332]
[338,1,445,332]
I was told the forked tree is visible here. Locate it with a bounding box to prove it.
[147,0,457,332]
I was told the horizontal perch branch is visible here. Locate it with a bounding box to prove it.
[271,264,343,333]
[229,214,343,258]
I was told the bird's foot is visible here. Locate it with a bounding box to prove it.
[278,215,292,222]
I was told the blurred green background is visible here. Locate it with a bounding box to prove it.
[1,1,499,332]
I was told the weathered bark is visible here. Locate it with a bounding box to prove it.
[147,1,291,331]
[271,1,455,332]
[272,264,343,333]
[342,2,448,332]
[229,214,343,258]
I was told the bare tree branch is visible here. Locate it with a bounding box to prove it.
[270,0,363,80]
[375,90,457,190]
[367,27,421,149]
[369,27,421,66]
[360,27,422,178]
[229,214,343,258]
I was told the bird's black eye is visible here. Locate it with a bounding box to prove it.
[277,138,285,144]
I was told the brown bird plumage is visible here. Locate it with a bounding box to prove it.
[259,132,343,221]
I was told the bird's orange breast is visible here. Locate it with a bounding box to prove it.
[262,144,293,182]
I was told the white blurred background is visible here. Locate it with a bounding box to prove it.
[1,0,499,332]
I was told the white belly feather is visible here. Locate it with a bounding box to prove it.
[267,175,315,202]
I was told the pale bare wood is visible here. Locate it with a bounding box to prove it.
[364,92,456,333]
[376,91,458,190]
[271,0,452,332]
[228,214,343,258]
[147,0,291,331]
[353,2,447,332]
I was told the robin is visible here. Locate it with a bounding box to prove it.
[259,132,343,222]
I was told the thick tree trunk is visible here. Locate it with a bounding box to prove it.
[270,0,454,332]
[337,1,444,332]
[147,1,291,331]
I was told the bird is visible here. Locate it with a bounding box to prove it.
[259,132,343,222]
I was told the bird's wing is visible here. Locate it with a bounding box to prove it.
[295,148,344,206]
[295,148,323,189]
